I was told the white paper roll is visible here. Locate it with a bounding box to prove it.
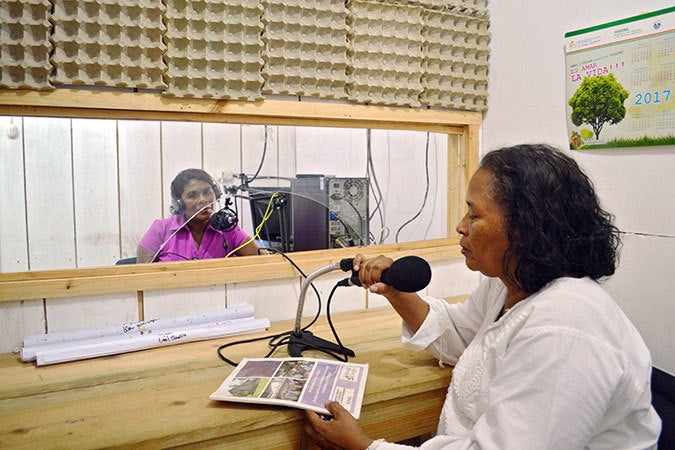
[34,317,271,366]
[22,304,256,347]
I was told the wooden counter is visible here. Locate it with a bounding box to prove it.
[0,307,452,449]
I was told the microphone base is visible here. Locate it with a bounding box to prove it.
[288,330,355,359]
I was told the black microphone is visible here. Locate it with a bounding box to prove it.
[339,255,432,293]
[210,196,239,232]
[209,208,238,231]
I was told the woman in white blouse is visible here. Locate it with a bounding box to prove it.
[304,144,662,449]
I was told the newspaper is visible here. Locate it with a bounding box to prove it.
[209,357,369,419]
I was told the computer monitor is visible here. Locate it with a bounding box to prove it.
[248,186,293,253]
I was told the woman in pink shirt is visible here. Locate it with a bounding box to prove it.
[137,169,258,263]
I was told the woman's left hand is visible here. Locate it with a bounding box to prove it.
[304,400,374,450]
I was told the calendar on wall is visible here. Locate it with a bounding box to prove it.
[564,7,674,150]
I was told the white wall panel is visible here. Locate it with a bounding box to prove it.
[425,133,447,239]
[0,300,44,354]
[369,129,446,244]
[161,121,203,217]
[0,117,28,272]
[277,126,297,180]
[143,285,227,319]
[72,119,119,267]
[118,120,162,260]
[203,122,241,182]
[227,277,301,323]
[46,293,138,333]
[24,117,75,270]
[203,122,245,230]
[242,124,278,181]
[295,127,367,177]
[311,272,367,315]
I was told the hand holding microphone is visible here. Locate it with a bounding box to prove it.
[339,254,431,293]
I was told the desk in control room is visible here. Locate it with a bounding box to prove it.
[0,307,453,449]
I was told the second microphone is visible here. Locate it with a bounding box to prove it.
[339,255,432,293]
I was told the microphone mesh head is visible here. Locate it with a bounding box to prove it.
[386,256,432,292]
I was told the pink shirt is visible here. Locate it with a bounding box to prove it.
[138,215,251,262]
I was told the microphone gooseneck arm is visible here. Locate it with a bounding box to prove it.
[293,261,341,333]
[288,261,355,359]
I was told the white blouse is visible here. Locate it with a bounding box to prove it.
[369,277,661,449]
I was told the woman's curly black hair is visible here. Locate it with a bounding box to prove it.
[480,144,621,294]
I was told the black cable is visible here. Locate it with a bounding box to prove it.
[155,251,190,261]
[395,132,431,243]
[226,126,271,197]
[366,129,385,238]
[329,194,367,246]
[216,247,325,366]
[324,283,350,362]
[217,330,293,366]
[259,247,323,331]
[247,125,268,185]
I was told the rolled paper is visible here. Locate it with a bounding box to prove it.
[33,317,271,366]
[22,304,256,347]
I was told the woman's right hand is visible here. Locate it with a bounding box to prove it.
[352,254,430,333]
[352,254,394,293]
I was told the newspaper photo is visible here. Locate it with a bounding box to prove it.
[209,357,369,419]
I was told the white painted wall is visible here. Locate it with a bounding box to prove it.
[483,1,674,374]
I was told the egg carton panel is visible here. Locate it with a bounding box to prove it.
[440,0,488,17]
[364,0,488,17]
[163,0,264,100]
[0,0,53,89]
[2,0,490,110]
[262,0,349,99]
[49,0,167,89]
[421,9,489,110]
[347,0,424,107]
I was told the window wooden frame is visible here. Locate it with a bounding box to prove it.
[0,89,480,303]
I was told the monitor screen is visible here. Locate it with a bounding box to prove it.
[248,186,293,252]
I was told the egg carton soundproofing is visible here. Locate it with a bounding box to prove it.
[261,0,349,99]
[422,9,490,110]
[0,0,53,90]
[1,0,491,112]
[347,0,425,107]
[163,0,264,100]
[50,0,167,89]
[444,0,488,17]
[375,0,488,17]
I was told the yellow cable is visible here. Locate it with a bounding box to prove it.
[225,192,279,258]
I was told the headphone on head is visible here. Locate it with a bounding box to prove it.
[170,169,224,215]
[170,169,238,233]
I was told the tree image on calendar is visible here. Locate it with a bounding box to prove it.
[568,73,629,140]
